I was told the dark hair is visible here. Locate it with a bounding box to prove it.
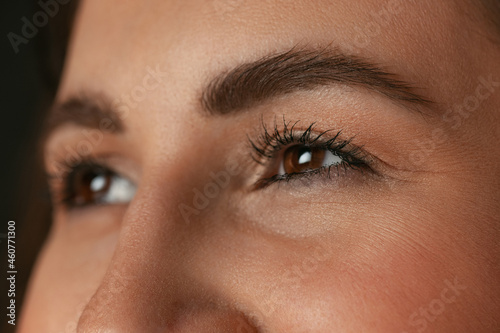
[38,1,80,101]
[2,2,79,333]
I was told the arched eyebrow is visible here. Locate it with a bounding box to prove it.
[201,47,432,115]
[45,47,433,137]
[44,94,125,139]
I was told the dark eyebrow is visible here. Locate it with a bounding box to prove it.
[44,94,125,139]
[45,47,432,140]
[201,47,432,115]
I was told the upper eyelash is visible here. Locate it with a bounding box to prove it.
[247,116,363,164]
[46,157,113,207]
[247,116,371,188]
[46,155,110,181]
[62,162,111,206]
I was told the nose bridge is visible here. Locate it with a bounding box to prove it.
[76,182,185,332]
[76,170,255,332]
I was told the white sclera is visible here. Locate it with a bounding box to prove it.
[323,151,343,166]
[102,176,136,203]
[89,173,136,204]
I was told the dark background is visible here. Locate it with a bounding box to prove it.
[1,1,44,225]
[1,1,75,332]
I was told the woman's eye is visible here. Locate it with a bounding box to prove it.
[63,164,136,207]
[278,145,343,176]
[249,121,370,188]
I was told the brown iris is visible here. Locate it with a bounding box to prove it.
[281,145,327,174]
[70,167,112,205]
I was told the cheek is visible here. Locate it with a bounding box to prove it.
[180,209,445,331]
[20,242,94,332]
[19,209,121,332]
[304,201,495,331]
[219,192,486,330]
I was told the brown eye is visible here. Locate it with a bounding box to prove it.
[278,145,343,175]
[68,167,112,205]
[64,164,136,207]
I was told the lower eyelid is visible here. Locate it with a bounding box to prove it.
[254,160,365,189]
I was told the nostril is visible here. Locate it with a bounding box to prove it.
[169,307,260,333]
[77,303,260,333]
[77,286,261,333]
[75,297,106,333]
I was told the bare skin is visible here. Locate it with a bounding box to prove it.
[19,0,500,332]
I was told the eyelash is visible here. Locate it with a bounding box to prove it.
[48,158,116,208]
[248,117,370,188]
[66,161,107,206]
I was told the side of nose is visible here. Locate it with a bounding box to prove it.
[75,176,257,332]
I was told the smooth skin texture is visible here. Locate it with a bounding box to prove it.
[20,0,500,332]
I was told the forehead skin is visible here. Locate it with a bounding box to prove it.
[20,0,500,332]
[59,0,496,108]
[57,0,500,156]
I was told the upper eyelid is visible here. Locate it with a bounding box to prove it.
[46,154,114,180]
[46,153,141,187]
[247,118,356,162]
